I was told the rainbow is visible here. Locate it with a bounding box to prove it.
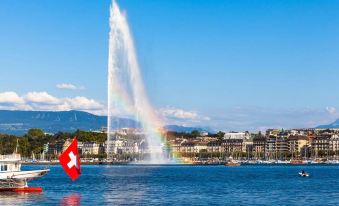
[109,88,192,164]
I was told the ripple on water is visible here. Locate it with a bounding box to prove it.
[2,165,337,205]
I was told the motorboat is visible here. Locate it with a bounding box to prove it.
[0,153,49,192]
[224,157,241,166]
[276,160,290,164]
[225,161,240,166]
[298,171,309,177]
[290,160,306,165]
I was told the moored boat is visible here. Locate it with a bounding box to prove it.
[290,160,306,165]
[225,162,241,166]
[325,160,339,164]
[277,160,290,164]
[0,153,49,192]
[224,157,241,166]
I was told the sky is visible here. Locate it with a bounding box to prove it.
[0,0,339,131]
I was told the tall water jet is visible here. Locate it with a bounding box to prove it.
[107,0,169,164]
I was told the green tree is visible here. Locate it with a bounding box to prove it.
[216,131,225,141]
[18,138,30,157]
[27,128,45,138]
[191,130,200,138]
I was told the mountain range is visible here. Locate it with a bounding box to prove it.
[316,119,339,129]
[0,110,208,135]
[0,110,137,135]
[3,110,336,135]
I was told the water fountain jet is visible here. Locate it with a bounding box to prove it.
[107,0,170,164]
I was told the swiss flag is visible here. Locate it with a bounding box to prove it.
[59,138,81,181]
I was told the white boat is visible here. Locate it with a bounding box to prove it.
[310,159,322,164]
[298,172,309,177]
[277,160,290,164]
[0,153,49,192]
[224,156,240,166]
[325,160,339,164]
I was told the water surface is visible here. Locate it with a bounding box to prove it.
[1,165,338,205]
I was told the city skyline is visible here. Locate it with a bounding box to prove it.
[1,0,339,131]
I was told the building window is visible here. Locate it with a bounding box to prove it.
[0,165,8,171]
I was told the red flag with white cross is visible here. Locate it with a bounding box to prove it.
[59,138,81,181]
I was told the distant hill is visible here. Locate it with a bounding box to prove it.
[0,110,212,135]
[316,119,339,129]
[0,110,138,135]
[164,125,213,133]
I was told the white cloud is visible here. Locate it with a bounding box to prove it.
[326,106,337,114]
[65,96,104,111]
[160,107,198,120]
[159,106,210,126]
[24,92,60,105]
[2,91,337,132]
[0,91,25,104]
[0,91,105,115]
[56,83,85,90]
[206,106,339,132]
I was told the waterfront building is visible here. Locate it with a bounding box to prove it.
[43,140,65,156]
[170,139,187,153]
[253,136,266,159]
[243,139,254,159]
[108,139,123,155]
[78,141,83,154]
[101,142,107,154]
[329,135,339,155]
[221,139,243,157]
[62,139,73,152]
[193,142,208,153]
[82,142,100,155]
[312,134,331,157]
[55,140,65,155]
[43,143,56,155]
[287,135,310,158]
[265,135,289,160]
[121,141,140,154]
[265,136,276,160]
[108,139,143,155]
[180,142,195,153]
[43,143,49,154]
[207,141,222,153]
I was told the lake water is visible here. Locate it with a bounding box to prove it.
[1,165,338,205]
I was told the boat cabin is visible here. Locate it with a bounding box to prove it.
[0,154,21,172]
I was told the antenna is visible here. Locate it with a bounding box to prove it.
[15,139,19,154]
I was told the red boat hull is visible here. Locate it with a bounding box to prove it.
[0,187,43,192]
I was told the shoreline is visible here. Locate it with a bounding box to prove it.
[21,162,339,166]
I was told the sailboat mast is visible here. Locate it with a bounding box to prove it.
[15,139,19,154]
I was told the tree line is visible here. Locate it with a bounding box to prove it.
[0,129,106,158]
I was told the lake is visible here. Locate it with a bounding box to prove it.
[1,165,339,205]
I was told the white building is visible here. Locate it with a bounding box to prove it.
[330,135,339,153]
[200,131,209,137]
[82,142,100,155]
[224,132,250,140]
[109,139,141,154]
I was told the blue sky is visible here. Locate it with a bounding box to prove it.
[0,0,339,131]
